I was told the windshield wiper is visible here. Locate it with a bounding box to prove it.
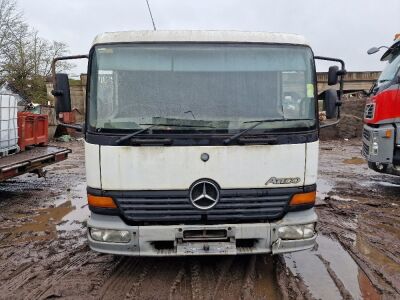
[223,118,313,145]
[115,124,159,145]
[139,123,215,128]
[115,123,216,145]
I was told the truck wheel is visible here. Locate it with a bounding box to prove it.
[368,162,388,173]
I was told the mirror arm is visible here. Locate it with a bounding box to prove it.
[60,123,83,132]
[51,54,89,88]
[314,56,347,119]
[320,119,340,129]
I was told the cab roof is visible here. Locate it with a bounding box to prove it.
[92,30,309,47]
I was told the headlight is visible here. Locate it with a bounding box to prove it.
[303,223,315,238]
[371,132,379,155]
[278,223,316,240]
[90,228,131,243]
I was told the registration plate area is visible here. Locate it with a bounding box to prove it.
[176,227,237,255]
[177,241,236,255]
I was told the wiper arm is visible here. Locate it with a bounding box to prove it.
[115,122,216,145]
[115,124,159,145]
[139,123,216,128]
[223,118,313,145]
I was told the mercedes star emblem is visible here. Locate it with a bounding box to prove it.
[189,180,220,210]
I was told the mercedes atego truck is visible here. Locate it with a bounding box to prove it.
[52,31,345,256]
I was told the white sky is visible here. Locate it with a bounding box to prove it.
[19,0,400,75]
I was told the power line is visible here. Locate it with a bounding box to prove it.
[145,0,157,31]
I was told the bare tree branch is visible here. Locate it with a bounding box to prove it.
[0,0,72,104]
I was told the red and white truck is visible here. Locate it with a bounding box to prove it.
[362,34,400,176]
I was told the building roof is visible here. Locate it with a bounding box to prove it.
[92,30,308,46]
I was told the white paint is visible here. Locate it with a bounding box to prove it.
[305,141,319,185]
[100,143,310,190]
[93,30,308,46]
[85,142,101,188]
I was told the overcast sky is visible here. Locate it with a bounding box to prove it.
[19,0,400,74]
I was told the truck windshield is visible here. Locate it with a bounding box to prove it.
[378,49,400,85]
[89,44,316,133]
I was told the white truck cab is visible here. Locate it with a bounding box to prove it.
[52,30,345,256]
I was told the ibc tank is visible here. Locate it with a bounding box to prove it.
[0,94,19,154]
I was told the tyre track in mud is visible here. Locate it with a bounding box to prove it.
[241,255,257,299]
[2,140,399,299]
[0,262,38,298]
[316,254,353,300]
[168,260,186,299]
[93,255,284,300]
[98,257,142,299]
[27,250,94,299]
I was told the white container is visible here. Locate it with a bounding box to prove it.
[0,94,19,154]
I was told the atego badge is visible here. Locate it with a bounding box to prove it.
[265,177,301,185]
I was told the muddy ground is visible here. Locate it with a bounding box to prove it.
[0,139,399,300]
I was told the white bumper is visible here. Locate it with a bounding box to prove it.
[87,209,317,256]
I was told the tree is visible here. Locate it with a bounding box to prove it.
[0,0,22,49]
[0,0,72,104]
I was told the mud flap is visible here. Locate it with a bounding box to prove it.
[176,241,237,255]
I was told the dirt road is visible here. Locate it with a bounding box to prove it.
[0,139,398,299]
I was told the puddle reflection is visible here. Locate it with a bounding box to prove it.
[0,182,89,245]
[284,235,381,300]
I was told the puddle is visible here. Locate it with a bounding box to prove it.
[54,182,88,231]
[284,235,381,300]
[330,195,358,202]
[376,181,400,188]
[316,178,334,204]
[343,157,366,165]
[0,182,89,244]
[359,180,400,189]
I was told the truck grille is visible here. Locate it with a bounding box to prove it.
[363,128,371,141]
[114,188,301,224]
[362,142,370,157]
[364,104,375,119]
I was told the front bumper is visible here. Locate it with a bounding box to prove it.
[87,208,317,256]
[362,124,394,164]
[362,124,400,175]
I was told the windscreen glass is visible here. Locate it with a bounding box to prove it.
[378,49,400,85]
[89,44,316,133]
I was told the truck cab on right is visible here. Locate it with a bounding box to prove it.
[363,34,400,176]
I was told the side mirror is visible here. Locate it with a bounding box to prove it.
[367,47,380,55]
[52,73,71,116]
[396,74,400,84]
[324,89,339,119]
[328,66,339,86]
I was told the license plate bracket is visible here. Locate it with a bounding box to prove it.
[176,241,237,255]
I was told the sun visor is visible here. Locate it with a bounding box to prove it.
[380,40,400,61]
